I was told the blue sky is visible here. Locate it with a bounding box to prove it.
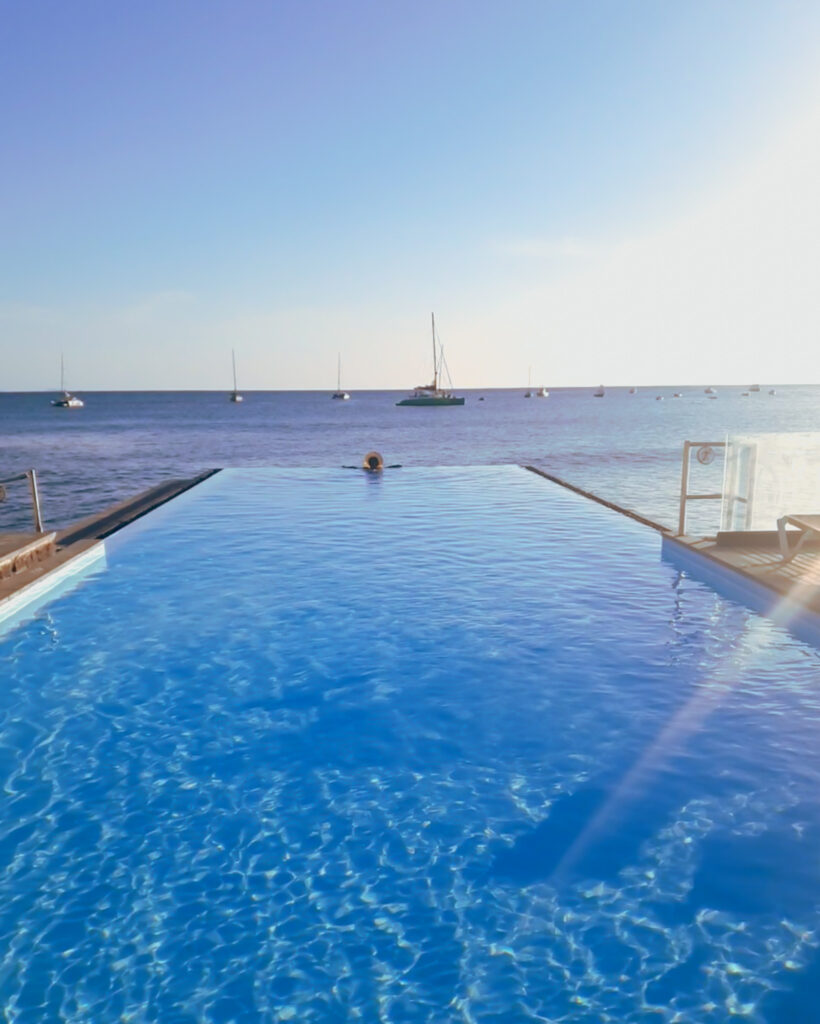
[2,1,819,389]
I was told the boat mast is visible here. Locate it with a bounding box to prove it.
[60,353,65,392]
[232,349,238,392]
[431,312,437,391]
[337,352,341,391]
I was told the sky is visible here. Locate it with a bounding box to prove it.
[1,0,819,390]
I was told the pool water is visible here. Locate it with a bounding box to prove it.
[0,467,818,1022]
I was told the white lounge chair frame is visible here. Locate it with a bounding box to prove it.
[777,514,820,564]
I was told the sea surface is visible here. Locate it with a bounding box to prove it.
[0,386,815,534]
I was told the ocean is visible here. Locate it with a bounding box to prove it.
[0,386,814,535]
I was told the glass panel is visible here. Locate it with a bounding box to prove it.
[721,432,820,531]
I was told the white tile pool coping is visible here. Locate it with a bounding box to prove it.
[0,542,107,639]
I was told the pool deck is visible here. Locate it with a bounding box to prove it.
[663,531,820,615]
[0,532,57,578]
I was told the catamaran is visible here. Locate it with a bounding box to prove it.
[332,353,350,400]
[396,314,465,407]
[525,368,548,398]
[229,349,243,402]
[51,355,84,408]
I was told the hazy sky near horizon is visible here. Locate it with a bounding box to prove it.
[2,0,820,390]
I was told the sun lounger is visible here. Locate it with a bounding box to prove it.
[777,514,820,563]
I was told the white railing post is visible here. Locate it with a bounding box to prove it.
[678,441,691,535]
[26,470,44,533]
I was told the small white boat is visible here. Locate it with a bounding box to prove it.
[655,395,664,401]
[769,389,777,395]
[51,355,84,408]
[704,386,716,395]
[52,392,84,409]
[229,349,243,402]
[593,385,605,398]
[536,386,549,398]
[673,392,682,398]
[332,353,350,400]
[629,387,637,394]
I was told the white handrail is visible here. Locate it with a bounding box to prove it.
[678,441,727,535]
[0,470,44,533]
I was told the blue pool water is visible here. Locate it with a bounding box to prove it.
[0,467,819,1022]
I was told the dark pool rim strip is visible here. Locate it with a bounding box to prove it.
[56,468,222,546]
[523,465,671,534]
[522,465,820,636]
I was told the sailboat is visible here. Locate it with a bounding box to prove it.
[229,349,243,402]
[525,367,548,398]
[593,385,605,398]
[396,315,465,407]
[332,353,350,400]
[51,355,84,408]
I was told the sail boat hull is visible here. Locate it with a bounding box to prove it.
[331,353,351,399]
[396,395,465,406]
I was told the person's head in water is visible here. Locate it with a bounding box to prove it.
[362,451,384,472]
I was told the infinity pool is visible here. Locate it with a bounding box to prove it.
[0,467,818,1022]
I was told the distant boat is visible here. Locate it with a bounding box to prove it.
[742,391,750,397]
[629,387,637,394]
[749,384,761,392]
[332,353,350,400]
[229,349,243,402]
[769,389,777,395]
[655,395,664,401]
[704,387,716,394]
[673,392,682,398]
[51,355,84,409]
[524,367,532,398]
[396,314,465,407]
[593,385,605,398]
[535,385,549,398]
